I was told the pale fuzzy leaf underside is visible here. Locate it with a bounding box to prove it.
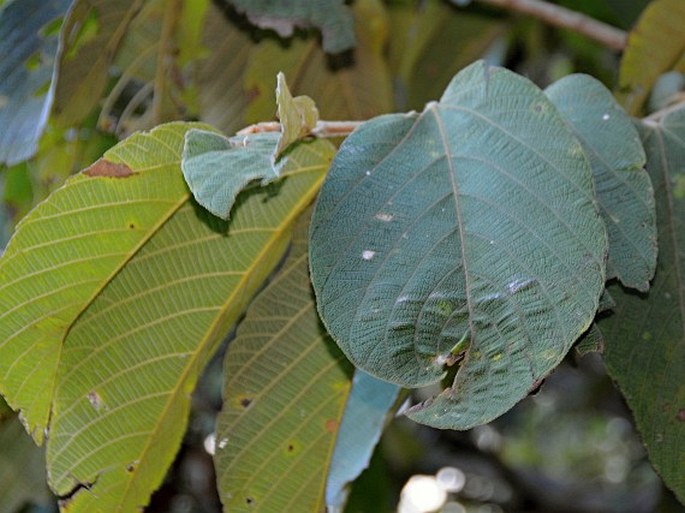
[545,74,657,292]
[310,60,608,430]
[182,129,291,220]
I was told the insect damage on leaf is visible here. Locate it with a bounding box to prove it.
[84,158,134,178]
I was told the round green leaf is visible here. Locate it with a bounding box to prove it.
[309,61,608,429]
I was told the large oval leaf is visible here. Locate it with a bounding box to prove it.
[599,108,685,503]
[310,61,608,429]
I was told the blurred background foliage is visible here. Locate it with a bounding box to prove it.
[0,0,682,512]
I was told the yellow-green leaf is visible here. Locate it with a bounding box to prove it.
[0,121,332,511]
[0,122,203,442]
[616,0,685,115]
[215,209,353,512]
[275,72,319,161]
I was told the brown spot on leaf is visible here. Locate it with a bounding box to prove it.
[246,86,261,103]
[287,444,295,452]
[240,397,253,408]
[84,159,134,178]
[87,390,103,411]
[245,497,255,506]
[325,419,338,433]
[677,409,685,422]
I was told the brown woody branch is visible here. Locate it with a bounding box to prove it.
[474,0,627,51]
[237,120,363,138]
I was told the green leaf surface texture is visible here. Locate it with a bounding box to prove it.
[0,122,202,442]
[182,129,283,220]
[325,370,399,508]
[0,120,330,511]
[216,208,353,513]
[244,0,393,124]
[47,139,330,513]
[310,60,608,429]
[0,0,71,165]
[225,0,355,53]
[53,0,144,127]
[616,0,685,115]
[600,108,685,503]
[545,74,657,291]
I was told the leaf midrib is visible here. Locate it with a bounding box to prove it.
[112,162,327,511]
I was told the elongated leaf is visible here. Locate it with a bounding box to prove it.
[0,119,331,509]
[182,129,280,220]
[325,370,399,509]
[310,61,607,429]
[0,122,207,442]
[44,133,331,511]
[53,0,143,126]
[0,417,51,511]
[616,0,685,115]
[600,108,685,503]
[216,207,352,512]
[0,0,70,165]
[244,0,392,124]
[545,74,656,291]
[225,0,355,53]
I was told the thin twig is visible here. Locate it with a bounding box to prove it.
[237,120,364,138]
[474,0,627,51]
[643,95,685,126]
